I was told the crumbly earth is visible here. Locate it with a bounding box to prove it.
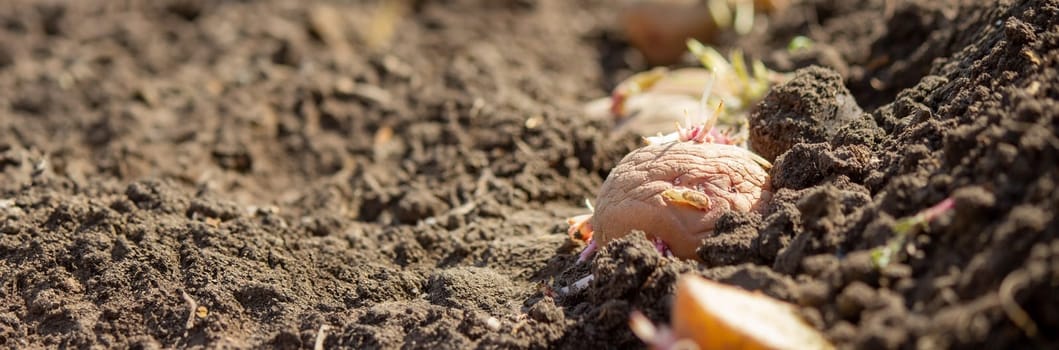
[0,0,1056,349]
[748,66,868,162]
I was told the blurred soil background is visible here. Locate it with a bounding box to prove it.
[0,0,1057,348]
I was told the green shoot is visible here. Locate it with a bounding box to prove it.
[733,0,755,35]
[707,0,733,29]
[730,49,750,83]
[749,60,770,99]
[787,36,814,52]
[870,198,956,269]
[687,39,731,74]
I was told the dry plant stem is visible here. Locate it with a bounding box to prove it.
[181,291,198,332]
[314,324,332,350]
[999,270,1039,337]
[558,275,595,296]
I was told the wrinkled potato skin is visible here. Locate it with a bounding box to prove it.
[591,141,771,260]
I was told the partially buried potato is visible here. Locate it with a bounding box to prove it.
[591,140,772,260]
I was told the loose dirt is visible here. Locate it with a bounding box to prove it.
[1,0,1056,348]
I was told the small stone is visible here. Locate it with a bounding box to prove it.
[485,316,501,331]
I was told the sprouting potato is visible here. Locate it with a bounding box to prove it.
[590,141,771,260]
[620,0,791,64]
[585,40,789,143]
[569,74,772,262]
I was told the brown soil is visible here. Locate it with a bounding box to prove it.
[0,0,1056,348]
